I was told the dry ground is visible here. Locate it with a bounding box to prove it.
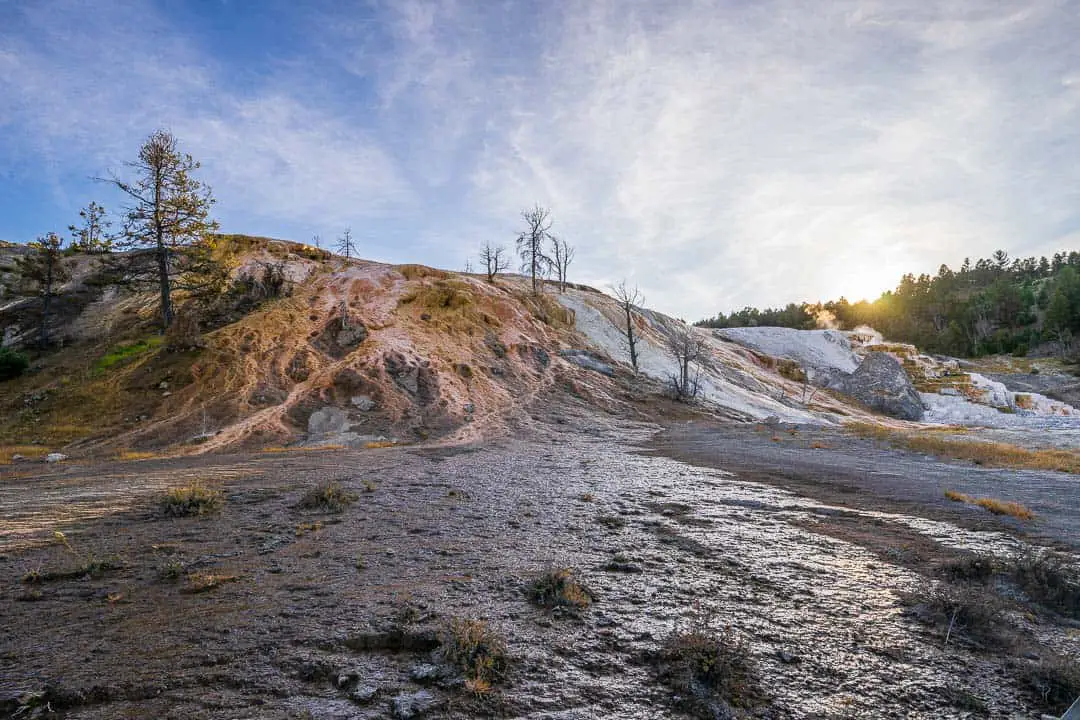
[1,401,1078,719]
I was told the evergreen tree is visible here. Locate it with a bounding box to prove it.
[68,201,112,253]
[106,130,221,329]
[15,232,70,347]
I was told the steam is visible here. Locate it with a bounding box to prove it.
[814,309,839,330]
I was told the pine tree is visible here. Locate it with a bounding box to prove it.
[68,201,112,253]
[15,232,70,347]
[106,130,220,329]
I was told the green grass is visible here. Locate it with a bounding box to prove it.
[93,336,164,374]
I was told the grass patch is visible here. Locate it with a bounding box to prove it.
[297,481,358,513]
[93,336,164,374]
[973,497,1036,521]
[116,450,157,461]
[0,445,51,463]
[438,618,509,695]
[651,616,766,718]
[527,568,593,610]
[22,557,123,584]
[364,440,397,449]
[943,490,1036,521]
[851,425,1080,474]
[160,482,224,517]
[183,572,239,593]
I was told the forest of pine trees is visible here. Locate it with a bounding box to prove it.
[697,250,1080,359]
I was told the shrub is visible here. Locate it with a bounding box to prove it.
[297,481,358,513]
[0,346,29,381]
[902,581,1010,649]
[938,553,996,583]
[1020,654,1080,714]
[528,568,593,610]
[160,483,224,517]
[438,618,509,694]
[1011,550,1080,619]
[652,619,765,717]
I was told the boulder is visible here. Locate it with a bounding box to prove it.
[307,407,349,437]
[829,352,924,421]
[45,453,68,463]
[335,321,368,348]
[350,395,376,411]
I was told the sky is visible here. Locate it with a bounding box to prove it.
[1,0,1079,320]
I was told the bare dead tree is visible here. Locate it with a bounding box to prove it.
[515,204,554,294]
[464,259,474,274]
[480,242,510,283]
[311,234,321,250]
[335,227,357,259]
[611,280,643,372]
[665,323,707,401]
[550,237,575,292]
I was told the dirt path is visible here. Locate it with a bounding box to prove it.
[1,406,1076,718]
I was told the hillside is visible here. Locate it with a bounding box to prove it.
[3,235,1080,464]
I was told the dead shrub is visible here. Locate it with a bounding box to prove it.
[528,568,593,610]
[1010,550,1080,619]
[297,481,358,513]
[438,618,509,695]
[1020,654,1080,714]
[160,483,223,517]
[651,616,766,718]
[902,581,1011,649]
[937,553,996,584]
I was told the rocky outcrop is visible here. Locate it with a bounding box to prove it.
[826,351,924,421]
[559,349,615,377]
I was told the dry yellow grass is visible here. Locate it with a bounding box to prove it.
[363,440,397,449]
[848,424,1078,474]
[115,450,158,461]
[260,444,345,453]
[944,489,971,503]
[943,489,1035,521]
[974,497,1036,521]
[0,445,52,463]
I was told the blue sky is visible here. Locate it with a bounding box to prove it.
[2,0,1079,319]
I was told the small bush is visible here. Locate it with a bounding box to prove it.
[652,619,765,717]
[938,553,996,583]
[438,618,509,693]
[1011,550,1080,618]
[944,489,971,503]
[160,483,224,517]
[297,481,358,513]
[0,347,29,381]
[528,568,593,610]
[902,581,1010,649]
[1020,654,1080,714]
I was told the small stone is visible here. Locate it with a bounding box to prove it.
[350,395,376,411]
[409,663,444,683]
[777,649,800,664]
[10,454,25,461]
[463,403,475,414]
[349,685,378,704]
[45,453,68,463]
[392,690,436,718]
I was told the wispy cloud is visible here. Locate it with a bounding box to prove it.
[1,0,1078,318]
